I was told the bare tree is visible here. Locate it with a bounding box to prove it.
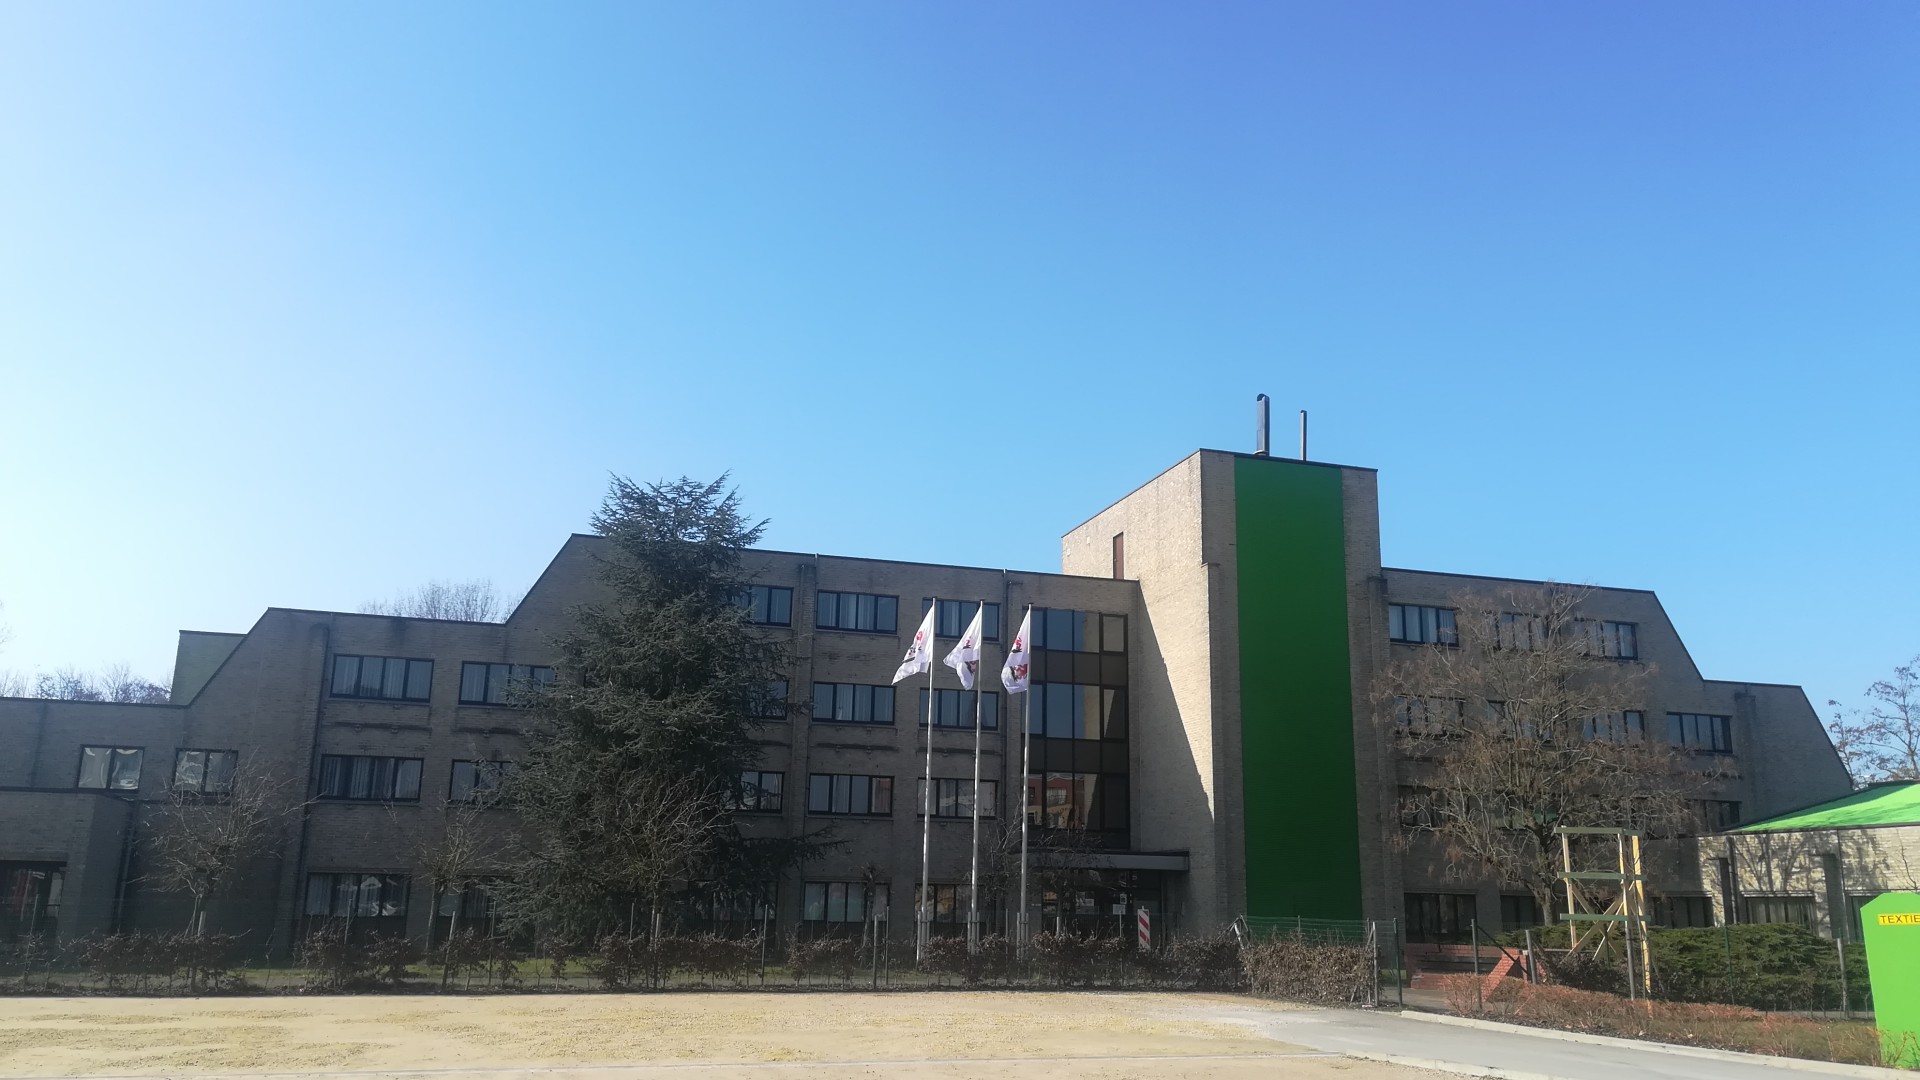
[141,753,306,937]
[1828,656,1920,784]
[22,664,170,703]
[1373,584,1728,912]
[406,778,512,988]
[361,579,520,622]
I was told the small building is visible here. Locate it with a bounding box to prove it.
[1683,781,1920,941]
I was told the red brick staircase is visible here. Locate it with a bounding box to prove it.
[1403,942,1538,992]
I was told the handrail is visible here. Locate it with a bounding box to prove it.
[1470,920,1532,985]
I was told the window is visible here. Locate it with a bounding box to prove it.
[1742,895,1814,930]
[172,749,236,795]
[1655,896,1716,929]
[458,662,554,705]
[435,880,498,923]
[921,599,1002,642]
[449,760,516,804]
[738,770,784,812]
[917,778,998,819]
[1496,612,1548,651]
[1693,800,1742,832]
[1398,786,1439,828]
[1111,533,1125,580]
[303,872,409,919]
[689,886,775,924]
[741,585,794,627]
[1392,696,1463,737]
[330,655,433,702]
[317,755,424,801]
[1575,619,1639,660]
[1032,609,1126,654]
[1500,894,1543,930]
[918,688,1000,731]
[1030,684,1126,740]
[915,883,964,924]
[812,683,895,725]
[1404,892,1478,943]
[1027,772,1128,833]
[76,747,142,791]
[805,773,893,816]
[1849,895,1875,942]
[816,591,898,633]
[1582,711,1646,743]
[752,679,790,720]
[1,863,63,942]
[1668,712,1733,753]
[803,881,888,923]
[1388,604,1457,645]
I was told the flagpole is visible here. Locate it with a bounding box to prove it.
[1017,607,1032,960]
[918,598,937,964]
[967,599,985,954]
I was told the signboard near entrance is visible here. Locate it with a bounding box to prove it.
[1861,892,1920,1068]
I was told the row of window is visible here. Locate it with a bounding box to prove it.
[794,774,1004,819]
[329,656,555,705]
[1386,604,1639,660]
[77,747,239,793]
[1390,699,1736,754]
[1397,787,1743,834]
[808,684,1003,730]
[1406,891,1725,943]
[739,590,1126,657]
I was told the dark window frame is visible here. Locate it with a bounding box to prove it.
[802,880,889,924]
[448,759,517,804]
[329,655,435,703]
[811,682,896,726]
[1575,618,1640,660]
[1031,608,1127,654]
[815,591,900,634]
[303,871,411,919]
[741,585,794,627]
[75,746,144,792]
[457,662,554,706]
[1388,604,1459,646]
[738,770,784,813]
[1668,712,1734,754]
[917,687,1001,731]
[919,599,1003,643]
[804,773,894,817]
[916,777,999,819]
[171,748,238,795]
[317,754,425,802]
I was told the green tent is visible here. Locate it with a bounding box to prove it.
[1734,781,1920,833]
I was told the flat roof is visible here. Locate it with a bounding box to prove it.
[1735,781,1920,832]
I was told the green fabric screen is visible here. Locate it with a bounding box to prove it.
[1233,457,1364,920]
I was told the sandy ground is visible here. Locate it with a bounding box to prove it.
[0,992,1445,1079]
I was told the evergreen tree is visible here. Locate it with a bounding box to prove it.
[498,476,822,937]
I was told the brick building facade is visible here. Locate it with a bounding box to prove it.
[0,449,1854,950]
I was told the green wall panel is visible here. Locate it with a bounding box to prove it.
[1233,457,1364,920]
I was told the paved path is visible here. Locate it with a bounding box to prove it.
[1177,1002,1887,1080]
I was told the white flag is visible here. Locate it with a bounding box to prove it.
[893,603,938,684]
[1001,606,1032,694]
[943,605,985,690]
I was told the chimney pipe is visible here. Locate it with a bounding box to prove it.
[1255,394,1270,456]
[1299,410,1308,461]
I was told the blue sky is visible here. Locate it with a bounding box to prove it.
[0,3,1914,717]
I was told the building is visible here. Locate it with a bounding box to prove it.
[1673,781,1920,942]
[0,448,1854,950]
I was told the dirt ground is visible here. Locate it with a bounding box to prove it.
[0,992,1445,1079]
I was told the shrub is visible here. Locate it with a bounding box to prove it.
[301,927,415,990]
[71,932,243,993]
[1028,931,1099,988]
[684,933,757,986]
[591,933,649,990]
[787,937,856,984]
[1158,934,1243,991]
[1242,933,1375,1005]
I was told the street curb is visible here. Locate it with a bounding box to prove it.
[1342,1050,1557,1080]
[1397,1009,1910,1078]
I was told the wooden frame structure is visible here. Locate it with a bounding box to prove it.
[1555,825,1652,998]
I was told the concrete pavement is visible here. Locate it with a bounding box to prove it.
[1177,1001,1907,1080]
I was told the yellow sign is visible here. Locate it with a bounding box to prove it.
[1880,913,1920,926]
